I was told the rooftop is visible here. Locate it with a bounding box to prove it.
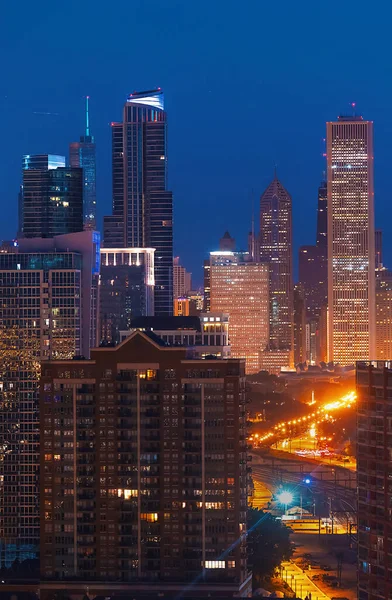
[126,89,164,110]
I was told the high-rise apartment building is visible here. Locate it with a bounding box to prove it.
[209,251,269,373]
[260,174,293,363]
[70,97,97,230]
[22,166,83,239]
[0,231,99,567]
[40,331,251,597]
[357,361,392,600]
[327,116,376,364]
[18,154,66,237]
[203,259,211,312]
[375,268,392,360]
[173,256,192,299]
[103,89,173,315]
[99,247,155,344]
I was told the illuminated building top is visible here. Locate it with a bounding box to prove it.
[126,88,164,110]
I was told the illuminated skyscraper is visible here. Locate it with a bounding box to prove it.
[69,97,97,230]
[259,174,293,362]
[103,89,173,315]
[209,251,269,373]
[0,231,99,567]
[327,116,375,364]
[22,165,83,239]
[18,154,66,238]
[173,256,192,299]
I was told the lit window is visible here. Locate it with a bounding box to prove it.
[204,560,225,569]
[141,513,158,522]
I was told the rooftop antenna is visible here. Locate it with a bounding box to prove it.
[274,163,278,180]
[85,96,90,137]
[351,101,356,117]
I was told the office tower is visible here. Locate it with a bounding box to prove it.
[69,97,97,230]
[316,178,328,249]
[357,361,392,600]
[22,166,83,239]
[209,251,269,373]
[40,331,251,597]
[293,284,306,365]
[173,256,192,299]
[219,231,236,251]
[327,115,376,364]
[260,174,293,364]
[203,259,211,312]
[18,154,66,237]
[375,229,383,269]
[99,248,155,344]
[0,231,99,567]
[103,89,173,315]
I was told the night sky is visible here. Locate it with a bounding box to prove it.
[2,0,392,286]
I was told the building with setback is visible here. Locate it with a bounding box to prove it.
[0,230,99,567]
[357,361,392,600]
[327,115,375,364]
[259,174,293,369]
[69,97,97,230]
[40,330,251,596]
[209,251,269,373]
[99,247,155,345]
[103,89,173,315]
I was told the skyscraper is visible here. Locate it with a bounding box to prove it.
[260,174,293,363]
[0,230,99,567]
[327,115,375,364]
[18,154,66,237]
[22,166,83,238]
[40,331,251,596]
[375,229,383,269]
[316,178,327,249]
[103,89,173,315]
[69,97,97,230]
[173,256,192,299]
[209,251,269,373]
[99,247,155,344]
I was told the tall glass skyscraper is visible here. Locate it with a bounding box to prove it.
[18,154,66,237]
[103,89,173,316]
[69,97,97,230]
[259,174,293,362]
[22,165,83,238]
[327,115,375,364]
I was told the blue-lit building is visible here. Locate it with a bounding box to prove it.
[0,231,99,567]
[103,89,173,316]
[69,97,97,230]
[18,154,66,237]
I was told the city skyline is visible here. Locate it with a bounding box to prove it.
[2,1,392,283]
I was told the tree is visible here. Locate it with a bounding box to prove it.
[247,508,293,586]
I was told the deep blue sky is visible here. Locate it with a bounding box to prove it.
[2,0,392,287]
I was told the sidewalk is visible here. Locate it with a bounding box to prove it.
[280,560,330,600]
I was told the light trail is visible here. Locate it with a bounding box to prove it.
[249,390,357,445]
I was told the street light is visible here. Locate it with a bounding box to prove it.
[277,490,294,514]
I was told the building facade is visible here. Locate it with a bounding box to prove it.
[327,116,376,364]
[99,248,155,345]
[209,251,269,373]
[0,231,99,567]
[69,97,97,230]
[173,256,192,300]
[22,166,83,239]
[260,175,293,364]
[19,154,66,238]
[357,361,392,600]
[103,89,173,315]
[40,331,251,595]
